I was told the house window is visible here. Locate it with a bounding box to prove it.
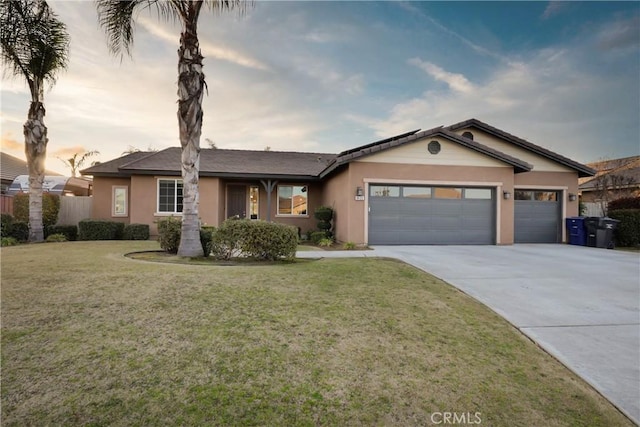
[112,186,128,216]
[158,179,183,213]
[249,185,259,219]
[277,185,307,216]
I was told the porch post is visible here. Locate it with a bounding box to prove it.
[260,179,278,222]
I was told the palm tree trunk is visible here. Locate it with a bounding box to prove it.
[23,99,47,242]
[176,7,205,257]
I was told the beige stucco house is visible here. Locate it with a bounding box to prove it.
[81,119,595,245]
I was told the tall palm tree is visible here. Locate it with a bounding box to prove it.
[0,0,69,242]
[58,150,100,177]
[96,0,248,257]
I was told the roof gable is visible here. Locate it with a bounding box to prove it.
[447,118,596,177]
[321,126,532,177]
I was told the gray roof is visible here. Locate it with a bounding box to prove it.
[447,118,596,177]
[579,157,640,191]
[321,126,533,177]
[82,119,597,180]
[1,152,62,182]
[82,148,337,180]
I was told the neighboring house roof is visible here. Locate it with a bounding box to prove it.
[579,156,640,191]
[447,118,596,177]
[320,126,533,177]
[1,152,62,183]
[82,148,337,180]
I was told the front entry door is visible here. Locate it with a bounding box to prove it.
[227,185,247,219]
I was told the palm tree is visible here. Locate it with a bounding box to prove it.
[58,150,100,177]
[1,0,69,242]
[96,0,248,257]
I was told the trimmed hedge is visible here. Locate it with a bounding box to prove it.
[1,213,14,238]
[13,193,60,228]
[608,209,640,247]
[608,197,640,211]
[124,223,150,240]
[157,217,181,254]
[78,219,125,241]
[211,219,298,261]
[10,221,29,242]
[46,225,78,241]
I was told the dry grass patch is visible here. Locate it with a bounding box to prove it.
[1,241,633,426]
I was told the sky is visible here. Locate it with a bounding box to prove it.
[1,0,639,176]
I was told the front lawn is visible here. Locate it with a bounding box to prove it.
[1,241,632,426]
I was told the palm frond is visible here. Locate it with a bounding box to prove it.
[0,0,69,87]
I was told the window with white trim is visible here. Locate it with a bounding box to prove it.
[277,185,308,216]
[158,179,183,213]
[112,186,128,216]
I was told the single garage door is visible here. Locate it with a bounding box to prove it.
[514,190,560,243]
[368,185,495,245]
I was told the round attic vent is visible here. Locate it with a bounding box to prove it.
[462,131,474,140]
[428,140,441,154]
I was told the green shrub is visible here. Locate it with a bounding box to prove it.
[13,193,60,227]
[46,233,67,243]
[1,237,18,247]
[157,217,182,254]
[46,225,78,241]
[1,213,14,238]
[241,221,298,261]
[608,209,640,247]
[608,197,640,211]
[210,219,251,260]
[314,206,334,222]
[124,223,150,240]
[318,238,333,247]
[317,221,332,231]
[343,241,357,250]
[210,219,297,261]
[10,221,29,242]
[200,228,214,258]
[310,231,328,245]
[78,220,125,241]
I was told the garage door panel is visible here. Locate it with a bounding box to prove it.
[514,197,560,243]
[368,185,494,245]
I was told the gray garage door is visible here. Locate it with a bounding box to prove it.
[514,190,561,243]
[368,185,495,245]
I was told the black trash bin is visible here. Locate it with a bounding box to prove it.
[584,217,600,247]
[597,218,620,249]
[585,217,620,249]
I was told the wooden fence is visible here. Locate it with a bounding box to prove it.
[1,195,13,214]
[57,196,92,226]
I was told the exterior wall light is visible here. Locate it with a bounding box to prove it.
[503,191,511,200]
[568,193,577,202]
[356,186,364,197]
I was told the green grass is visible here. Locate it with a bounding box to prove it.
[1,241,633,426]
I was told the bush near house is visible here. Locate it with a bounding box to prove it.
[9,221,29,242]
[45,233,67,243]
[314,206,334,239]
[79,220,125,241]
[157,218,214,257]
[46,225,78,241]
[123,224,150,241]
[608,196,640,247]
[13,193,60,228]
[1,213,14,238]
[209,219,298,261]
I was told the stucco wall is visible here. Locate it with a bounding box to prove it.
[321,167,350,243]
[90,177,131,224]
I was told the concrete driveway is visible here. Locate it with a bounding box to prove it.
[298,244,640,423]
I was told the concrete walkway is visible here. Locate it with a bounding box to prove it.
[297,245,640,424]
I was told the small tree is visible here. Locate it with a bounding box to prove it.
[58,150,99,177]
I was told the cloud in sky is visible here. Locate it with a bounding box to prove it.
[0,1,638,172]
[541,2,566,20]
[1,132,21,151]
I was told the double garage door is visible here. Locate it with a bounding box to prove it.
[368,185,562,245]
[368,185,495,245]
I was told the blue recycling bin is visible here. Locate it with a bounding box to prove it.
[566,217,586,246]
